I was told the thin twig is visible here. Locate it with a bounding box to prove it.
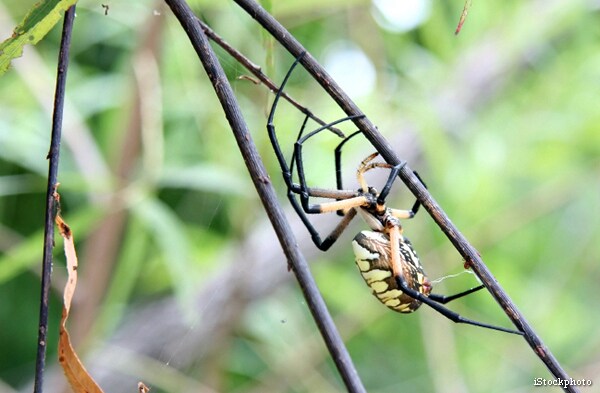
[33,5,76,393]
[198,19,344,137]
[232,0,578,391]
[163,1,366,392]
[455,0,473,35]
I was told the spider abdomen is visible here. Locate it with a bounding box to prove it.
[351,231,431,313]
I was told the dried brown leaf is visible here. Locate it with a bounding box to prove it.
[56,213,104,393]
[138,382,150,393]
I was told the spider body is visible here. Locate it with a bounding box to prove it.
[353,230,431,313]
[342,178,432,313]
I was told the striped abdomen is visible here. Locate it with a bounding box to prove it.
[351,230,431,313]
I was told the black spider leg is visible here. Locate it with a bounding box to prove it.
[332,133,419,219]
[266,55,367,250]
[391,174,489,307]
[385,170,488,306]
[334,130,363,191]
[267,53,306,189]
[428,285,485,303]
[267,52,343,189]
[293,115,366,214]
[406,171,427,217]
[376,159,408,205]
[362,157,494,310]
[290,114,368,250]
[377,170,490,306]
[270,112,337,248]
[288,114,311,179]
[333,130,363,216]
[380,170,518,333]
[393,274,522,334]
[378,164,430,220]
[334,137,426,219]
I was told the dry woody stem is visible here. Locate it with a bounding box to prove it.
[231,0,577,391]
[34,5,76,393]
[164,0,366,391]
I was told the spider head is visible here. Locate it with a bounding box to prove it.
[360,186,388,215]
[358,204,401,235]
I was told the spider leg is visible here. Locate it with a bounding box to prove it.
[428,285,485,304]
[287,188,370,250]
[318,207,358,250]
[372,159,407,205]
[334,130,364,191]
[266,54,368,251]
[376,164,430,215]
[388,226,522,335]
[288,114,311,178]
[268,52,347,190]
[267,54,305,185]
[397,276,522,334]
[407,171,427,217]
[293,115,364,213]
[288,199,358,251]
[385,170,428,219]
[352,153,427,218]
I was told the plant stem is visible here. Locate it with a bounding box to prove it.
[163,1,366,392]
[198,19,344,137]
[33,5,76,393]
[232,0,577,390]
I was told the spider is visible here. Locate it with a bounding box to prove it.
[267,53,521,335]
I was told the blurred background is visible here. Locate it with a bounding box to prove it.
[0,0,599,392]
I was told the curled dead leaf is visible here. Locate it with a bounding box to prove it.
[55,208,104,393]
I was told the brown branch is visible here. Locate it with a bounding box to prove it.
[198,19,344,137]
[162,1,366,392]
[34,5,76,393]
[231,0,578,391]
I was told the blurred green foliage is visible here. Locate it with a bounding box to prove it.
[0,0,598,392]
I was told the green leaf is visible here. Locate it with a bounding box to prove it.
[0,0,77,75]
